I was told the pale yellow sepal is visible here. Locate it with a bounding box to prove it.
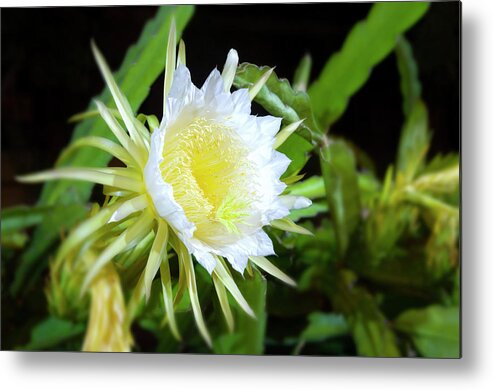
[271,217,313,236]
[282,173,306,185]
[67,107,120,123]
[144,220,168,302]
[55,202,121,267]
[57,136,135,167]
[177,39,186,67]
[213,257,255,319]
[212,273,234,332]
[163,18,177,112]
[273,119,304,149]
[250,256,297,287]
[173,238,212,347]
[248,67,274,100]
[81,211,154,295]
[91,41,147,152]
[160,250,181,341]
[17,167,143,194]
[109,194,148,223]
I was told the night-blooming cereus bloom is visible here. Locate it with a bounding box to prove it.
[19,21,311,348]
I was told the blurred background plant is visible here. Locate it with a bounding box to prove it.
[1,2,459,357]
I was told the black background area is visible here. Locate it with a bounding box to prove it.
[1,3,460,207]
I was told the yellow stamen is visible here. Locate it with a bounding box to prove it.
[160,118,257,243]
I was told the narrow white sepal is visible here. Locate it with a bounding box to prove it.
[280,195,312,210]
[177,39,186,68]
[221,48,239,92]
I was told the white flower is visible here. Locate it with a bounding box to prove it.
[144,59,301,275]
[19,20,311,347]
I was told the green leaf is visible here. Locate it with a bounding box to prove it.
[395,35,422,117]
[308,2,429,128]
[421,153,459,176]
[331,270,401,357]
[1,231,29,249]
[395,305,460,358]
[288,175,326,199]
[11,202,89,295]
[20,316,85,351]
[213,268,267,355]
[1,205,52,235]
[38,6,194,206]
[320,140,361,257]
[403,189,458,218]
[396,99,430,181]
[424,211,459,280]
[278,134,313,178]
[1,205,53,249]
[301,312,349,342]
[293,53,312,92]
[414,165,459,195]
[289,173,380,206]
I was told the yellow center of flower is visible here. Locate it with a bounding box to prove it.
[160,118,255,244]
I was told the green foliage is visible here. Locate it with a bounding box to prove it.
[269,9,458,357]
[1,205,52,236]
[214,269,267,355]
[395,305,460,358]
[320,141,361,257]
[300,312,349,343]
[1,205,52,249]
[11,202,89,295]
[395,36,422,117]
[288,175,326,199]
[20,316,85,351]
[292,54,312,92]
[308,2,430,129]
[396,100,430,181]
[331,270,401,357]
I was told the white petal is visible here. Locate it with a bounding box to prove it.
[193,250,217,274]
[257,115,282,139]
[202,68,226,102]
[231,89,251,115]
[226,254,249,274]
[221,230,275,274]
[235,116,278,156]
[266,151,291,179]
[168,65,196,104]
[263,199,290,224]
[280,195,312,210]
[144,129,195,238]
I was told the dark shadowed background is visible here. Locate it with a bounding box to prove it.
[1,3,459,208]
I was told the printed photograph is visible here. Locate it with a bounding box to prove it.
[1,2,460,356]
